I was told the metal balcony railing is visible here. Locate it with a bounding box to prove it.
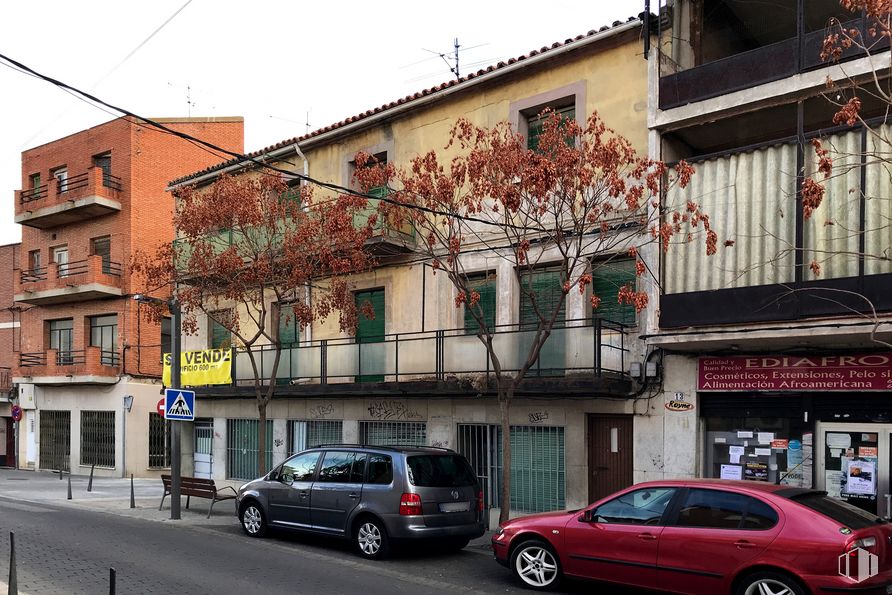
[227,317,630,388]
[18,169,122,204]
[20,267,48,283]
[20,184,48,203]
[57,259,122,279]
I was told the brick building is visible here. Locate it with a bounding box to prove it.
[0,242,20,467]
[12,116,244,477]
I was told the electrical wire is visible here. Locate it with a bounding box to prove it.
[0,51,550,234]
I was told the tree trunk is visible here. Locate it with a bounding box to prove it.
[498,392,512,525]
[257,400,268,476]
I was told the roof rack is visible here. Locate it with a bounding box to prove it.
[312,443,455,452]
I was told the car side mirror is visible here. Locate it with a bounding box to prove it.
[268,470,279,481]
[580,509,594,523]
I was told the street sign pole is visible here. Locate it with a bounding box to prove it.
[169,297,182,521]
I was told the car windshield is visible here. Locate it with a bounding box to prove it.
[786,492,884,529]
[406,455,477,487]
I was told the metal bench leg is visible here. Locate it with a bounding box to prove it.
[207,499,215,519]
[186,495,190,509]
[159,493,167,511]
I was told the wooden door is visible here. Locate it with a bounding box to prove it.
[587,414,633,503]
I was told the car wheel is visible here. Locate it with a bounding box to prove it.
[355,517,390,560]
[510,540,561,591]
[239,502,267,538]
[736,570,805,595]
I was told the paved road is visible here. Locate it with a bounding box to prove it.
[0,470,643,594]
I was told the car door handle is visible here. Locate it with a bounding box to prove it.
[734,540,756,549]
[299,491,309,498]
[637,533,657,541]
[348,493,360,499]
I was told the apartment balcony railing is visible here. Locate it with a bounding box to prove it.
[0,367,10,393]
[15,347,120,385]
[220,318,630,393]
[15,255,123,306]
[15,166,123,229]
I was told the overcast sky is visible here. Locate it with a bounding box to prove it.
[0,1,645,245]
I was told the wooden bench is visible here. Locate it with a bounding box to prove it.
[159,475,238,518]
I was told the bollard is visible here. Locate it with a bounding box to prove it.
[59,468,63,480]
[109,567,116,595]
[9,531,17,595]
[130,474,135,509]
[87,463,95,492]
[67,473,72,500]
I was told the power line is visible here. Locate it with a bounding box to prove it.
[0,51,548,234]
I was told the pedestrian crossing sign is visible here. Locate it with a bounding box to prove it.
[164,388,196,421]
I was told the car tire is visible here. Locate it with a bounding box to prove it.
[239,501,267,538]
[735,570,805,595]
[355,517,390,560]
[510,540,562,591]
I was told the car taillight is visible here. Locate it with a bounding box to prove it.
[399,493,422,516]
[478,490,484,512]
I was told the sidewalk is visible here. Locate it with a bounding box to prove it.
[0,468,495,553]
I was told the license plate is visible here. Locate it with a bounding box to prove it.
[439,501,470,513]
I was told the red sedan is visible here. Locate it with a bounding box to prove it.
[492,479,892,594]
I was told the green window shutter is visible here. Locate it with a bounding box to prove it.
[527,105,576,152]
[210,316,231,349]
[592,259,637,326]
[355,289,385,382]
[464,273,497,333]
[277,303,299,348]
[354,185,387,231]
[519,270,566,329]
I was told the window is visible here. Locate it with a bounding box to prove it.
[29,173,41,189]
[209,311,232,350]
[276,302,300,348]
[366,454,393,484]
[592,487,676,525]
[226,418,273,480]
[317,451,364,483]
[161,317,172,362]
[52,167,68,193]
[352,151,388,232]
[526,105,575,152]
[464,272,496,334]
[519,269,566,329]
[407,455,478,487]
[360,421,426,446]
[49,319,74,365]
[280,451,321,483]
[80,410,115,467]
[90,315,118,366]
[90,236,111,274]
[93,152,112,186]
[28,250,41,271]
[676,489,778,530]
[591,258,637,326]
[148,413,171,468]
[52,245,69,277]
[290,420,343,455]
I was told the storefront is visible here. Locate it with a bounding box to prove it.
[698,353,892,517]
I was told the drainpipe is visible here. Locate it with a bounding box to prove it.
[293,143,312,344]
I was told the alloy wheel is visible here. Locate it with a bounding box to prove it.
[242,505,262,535]
[514,545,558,588]
[357,522,382,555]
[744,579,796,595]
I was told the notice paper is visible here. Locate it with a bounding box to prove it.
[720,464,743,480]
[844,459,876,496]
[757,432,774,444]
[729,445,744,464]
[755,448,772,456]
[737,431,754,439]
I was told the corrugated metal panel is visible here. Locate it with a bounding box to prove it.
[666,141,797,293]
[804,129,862,279]
[864,124,892,276]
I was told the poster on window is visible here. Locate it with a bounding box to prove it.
[844,459,876,496]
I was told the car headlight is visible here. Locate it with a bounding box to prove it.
[495,526,504,536]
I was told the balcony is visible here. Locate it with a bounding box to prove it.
[354,203,416,255]
[197,318,632,397]
[15,255,123,305]
[15,167,122,229]
[14,347,121,385]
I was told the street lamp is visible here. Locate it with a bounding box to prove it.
[133,293,182,520]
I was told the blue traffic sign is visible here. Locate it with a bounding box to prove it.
[164,388,195,421]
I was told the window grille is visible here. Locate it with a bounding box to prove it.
[39,410,70,472]
[226,418,273,480]
[148,413,171,468]
[492,425,565,513]
[359,421,426,446]
[80,410,116,468]
[456,423,499,513]
[289,420,343,455]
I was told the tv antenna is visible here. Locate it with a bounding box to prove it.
[424,38,462,80]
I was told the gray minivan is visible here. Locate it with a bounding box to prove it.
[236,445,486,559]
